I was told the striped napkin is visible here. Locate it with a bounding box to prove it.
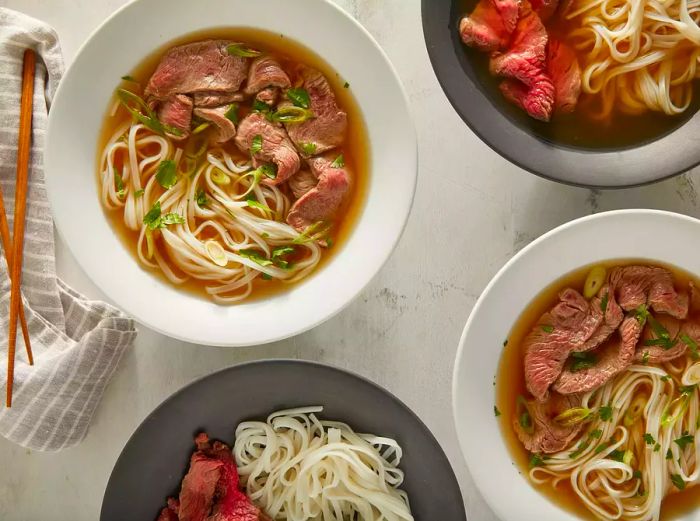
[0,8,137,451]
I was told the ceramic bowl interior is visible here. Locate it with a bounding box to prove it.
[453,210,700,521]
[45,0,416,346]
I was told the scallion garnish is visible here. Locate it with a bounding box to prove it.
[251,135,263,156]
[192,122,210,135]
[226,43,262,57]
[330,154,345,168]
[286,88,311,109]
[224,103,239,124]
[271,106,314,123]
[114,168,126,199]
[247,198,272,213]
[211,169,231,185]
[116,88,183,137]
[680,333,700,360]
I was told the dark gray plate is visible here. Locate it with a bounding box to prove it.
[100,360,466,521]
[421,0,700,188]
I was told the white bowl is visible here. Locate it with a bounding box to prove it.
[452,210,700,521]
[44,0,416,346]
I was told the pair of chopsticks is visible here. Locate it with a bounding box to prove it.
[2,49,36,407]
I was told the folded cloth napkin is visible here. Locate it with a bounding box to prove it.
[0,8,137,451]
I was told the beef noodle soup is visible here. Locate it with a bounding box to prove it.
[457,0,700,148]
[497,261,700,521]
[98,29,368,304]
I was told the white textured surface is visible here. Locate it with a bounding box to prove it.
[1,0,700,520]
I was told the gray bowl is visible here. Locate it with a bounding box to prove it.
[421,0,700,188]
[100,360,466,521]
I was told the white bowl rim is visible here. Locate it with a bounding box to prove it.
[451,208,700,521]
[45,0,418,347]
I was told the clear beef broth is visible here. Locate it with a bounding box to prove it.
[457,0,700,150]
[97,28,369,302]
[496,259,700,520]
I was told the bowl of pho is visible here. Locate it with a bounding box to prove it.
[44,0,416,346]
[422,0,700,187]
[454,209,700,521]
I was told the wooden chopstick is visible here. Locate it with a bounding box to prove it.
[7,49,36,408]
[0,183,33,365]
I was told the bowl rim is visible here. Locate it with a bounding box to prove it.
[420,0,700,189]
[45,0,418,347]
[451,209,700,521]
[100,358,467,520]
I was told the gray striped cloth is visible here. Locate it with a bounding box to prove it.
[0,8,137,451]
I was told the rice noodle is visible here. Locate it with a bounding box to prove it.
[99,120,322,304]
[565,0,700,117]
[530,357,700,521]
[233,407,414,521]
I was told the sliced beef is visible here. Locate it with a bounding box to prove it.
[577,284,624,352]
[524,289,615,401]
[235,113,300,185]
[459,0,517,52]
[286,153,350,232]
[160,433,266,521]
[244,56,291,95]
[610,266,688,319]
[193,91,245,108]
[524,290,587,401]
[157,94,193,140]
[178,450,223,521]
[255,87,279,106]
[547,38,581,114]
[193,106,236,144]
[288,169,318,199]
[554,316,643,394]
[513,393,584,454]
[157,498,180,521]
[145,40,249,100]
[284,67,347,156]
[531,0,559,21]
[490,1,554,121]
[636,319,700,363]
[690,281,700,313]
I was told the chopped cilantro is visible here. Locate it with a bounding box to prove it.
[155,160,178,189]
[671,474,686,490]
[674,433,694,451]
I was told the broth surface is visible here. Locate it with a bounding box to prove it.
[496,259,700,520]
[97,28,370,302]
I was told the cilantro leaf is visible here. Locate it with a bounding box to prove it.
[155,160,178,189]
[674,433,694,451]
